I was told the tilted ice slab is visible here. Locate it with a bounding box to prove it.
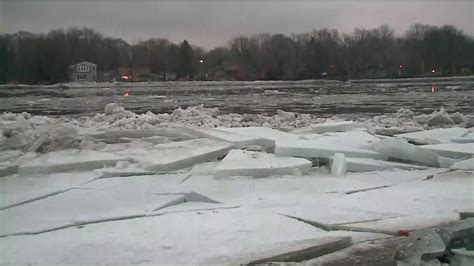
[17,149,126,176]
[275,138,385,160]
[422,143,474,159]
[0,188,183,236]
[450,158,474,170]
[372,138,440,167]
[311,121,355,133]
[214,149,312,178]
[218,127,301,143]
[451,132,474,143]
[186,127,274,149]
[396,128,468,145]
[343,157,428,172]
[116,138,233,173]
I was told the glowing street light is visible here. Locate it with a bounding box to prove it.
[431,69,436,73]
[199,59,204,64]
[399,65,403,69]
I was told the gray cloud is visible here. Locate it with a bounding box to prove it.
[1,1,472,48]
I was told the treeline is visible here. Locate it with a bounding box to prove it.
[0,24,473,84]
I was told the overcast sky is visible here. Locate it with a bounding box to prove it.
[1,1,473,49]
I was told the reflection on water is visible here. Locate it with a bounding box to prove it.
[432,84,437,93]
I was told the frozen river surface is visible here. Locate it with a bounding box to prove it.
[1,77,473,117]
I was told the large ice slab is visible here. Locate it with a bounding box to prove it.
[17,149,127,175]
[275,138,385,160]
[344,157,428,172]
[396,128,467,145]
[371,138,440,167]
[116,138,233,173]
[422,143,474,159]
[302,131,380,149]
[218,127,301,142]
[311,121,355,133]
[186,127,274,149]
[89,128,195,142]
[214,149,312,178]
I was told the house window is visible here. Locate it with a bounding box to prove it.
[77,65,90,72]
[77,74,87,80]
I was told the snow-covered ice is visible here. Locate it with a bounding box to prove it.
[214,149,312,178]
[0,103,473,264]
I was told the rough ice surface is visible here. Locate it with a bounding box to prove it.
[422,143,474,159]
[311,121,355,133]
[275,138,385,160]
[331,153,347,176]
[372,138,440,167]
[17,149,126,175]
[1,103,473,264]
[214,149,312,178]
[451,132,474,143]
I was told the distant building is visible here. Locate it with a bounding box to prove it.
[69,61,97,82]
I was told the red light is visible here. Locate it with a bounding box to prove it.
[123,91,129,96]
[122,75,129,80]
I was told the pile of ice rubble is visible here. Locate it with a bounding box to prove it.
[1,103,473,178]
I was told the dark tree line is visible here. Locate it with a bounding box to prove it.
[0,24,473,84]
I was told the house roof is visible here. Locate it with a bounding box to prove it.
[69,61,97,67]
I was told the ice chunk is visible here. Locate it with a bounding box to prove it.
[331,153,347,176]
[343,157,428,172]
[214,149,312,178]
[372,138,440,167]
[0,162,18,177]
[427,110,455,126]
[422,143,474,159]
[119,138,233,173]
[275,138,385,160]
[438,157,461,168]
[450,158,474,170]
[18,149,126,175]
[396,128,468,145]
[218,127,301,143]
[186,127,274,149]
[311,121,355,133]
